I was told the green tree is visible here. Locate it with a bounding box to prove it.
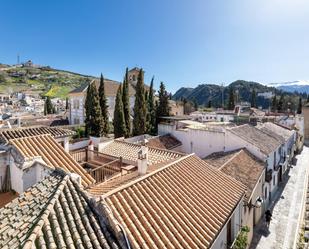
[297,97,302,114]
[65,97,69,110]
[157,82,170,117]
[208,100,212,108]
[307,94,309,103]
[277,94,284,112]
[271,94,278,112]
[133,69,147,136]
[122,68,131,137]
[146,77,156,135]
[98,74,109,135]
[192,97,198,111]
[113,85,126,138]
[251,89,256,108]
[85,82,104,137]
[227,87,235,110]
[44,96,53,115]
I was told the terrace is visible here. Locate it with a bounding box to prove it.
[70,147,136,184]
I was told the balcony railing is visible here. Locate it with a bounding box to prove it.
[89,158,122,184]
[70,148,87,163]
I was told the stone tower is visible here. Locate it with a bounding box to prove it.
[128,67,143,86]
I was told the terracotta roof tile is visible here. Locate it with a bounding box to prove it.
[103,155,246,248]
[147,134,182,150]
[10,134,95,187]
[100,140,183,165]
[0,171,121,249]
[257,122,295,142]
[69,79,136,96]
[205,149,265,201]
[228,124,281,155]
[0,126,75,145]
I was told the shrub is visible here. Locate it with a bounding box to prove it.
[233,226,250,249]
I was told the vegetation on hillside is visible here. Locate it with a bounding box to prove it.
[0,64,94,98]
[173,80,306,111]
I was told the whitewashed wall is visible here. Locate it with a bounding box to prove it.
[158,123,225,158]
[0,151,8,191]
[69,139,90,151]
[70,95,85,124]
[10,158,23,194]
[211,200,243,249]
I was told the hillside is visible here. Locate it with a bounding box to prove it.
[0,63,94,98]
[173,80,304,109]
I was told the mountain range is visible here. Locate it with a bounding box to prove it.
[172,80,306,109]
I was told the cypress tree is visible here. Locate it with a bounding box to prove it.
[208,100,212,108]
[65,97,69,110]
[98,74,109,135]
[271,95,278,112]
[157,82,170,117]
[122,68,131,137]
[277,94,284,112]
[227,87,235,110]
[113,85,126,138]
[44,96,53,115]
[251,89,257,108]
[146,77,156,135]
[192,98,198,111]
[44,101,47,115]
[133,69,147,136]
[85,82,104,137]
[297,97,302,114]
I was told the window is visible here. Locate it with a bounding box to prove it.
[73,99,79,109]
[74,118,80,125]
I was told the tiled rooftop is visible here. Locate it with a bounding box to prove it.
[10,134,95,187]
[228,124,281,155]
[69,78,135,96]
[103,154,246,248]
[258,122,295,142]
[0,171,121,249]
[205,149,265,201]
[100,140,184,165]
[0,126,75,144]
[147,134,182,150]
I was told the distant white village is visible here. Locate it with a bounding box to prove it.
[1,64,309,249]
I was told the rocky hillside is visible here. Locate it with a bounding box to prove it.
[173,80,305,109]
[0,63,94,98]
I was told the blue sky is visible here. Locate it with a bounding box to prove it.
[1,0,309,92]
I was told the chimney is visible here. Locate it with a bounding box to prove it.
[70,173,82,186]
[88,140,94,161]
[137,145,148,175]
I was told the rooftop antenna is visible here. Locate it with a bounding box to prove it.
[17,54,20,64]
